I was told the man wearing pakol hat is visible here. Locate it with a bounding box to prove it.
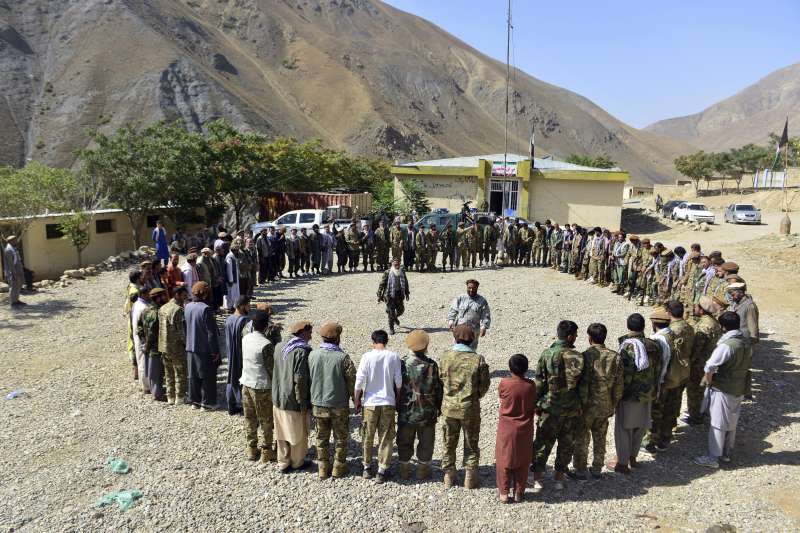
[240,309,278,463]
[643,306,679,453]
[185,282,221,410]
[137,287,170,401]
[273,320,313,472]
[708,261,738,302]
[3,235,26,307]
[661,300,695,445]
[308,321,356,479]
[693,311,752,469]
[682,296,722,426]
[377,257,410,335]
[727,283,759,347]
[607,313,661,475]
[447,279,491,349]
[439,325,489,489]
[223,240,241,312]
[396,330,442,481]
[158,285,189,405]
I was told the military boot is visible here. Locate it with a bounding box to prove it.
[443,469,457,488]
[318,461,331,480]
[246,447,260,461]
[416,462,432,480]
[398,462,412,480]
[261,448,277,463]
[464,467,479,489]
[332,462,349,479]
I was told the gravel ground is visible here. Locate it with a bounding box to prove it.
[1,262,798,532]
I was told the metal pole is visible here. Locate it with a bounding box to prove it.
[502,0,511,215]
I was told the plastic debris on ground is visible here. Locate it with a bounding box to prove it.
[5,390,24,400]
[106,457,131,474]
[95,490,142,511]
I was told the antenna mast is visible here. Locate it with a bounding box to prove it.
[503,0,512,214]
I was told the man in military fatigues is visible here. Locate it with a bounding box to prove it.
[571,323,623,479]
[426,224,439,272]
[397,330,443,480]
[519,222,533,265]
[482,220,498,265]
[158,285,189,405]
[309,225,322,275]
[374,220,390,271]
[532,222,544,266]
[549,223,563,269]
[456,222,470,270]
[440,326,490,489]
[531,320,585,492]
[377,258,410,335]
[415,225,428,272]
[610,232,630,294]
[473,221,484,267]
[683,296,722,425]
[389,220,404,263]
[298,228,310,274]
[309,322,357,479]
[345,221,362,272]
[467,224,480,268]
[441,222,456,272]
[361,221,376,272]
[137,287,169,401]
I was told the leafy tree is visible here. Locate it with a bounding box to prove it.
[0,162,76,240]
[59,212,91,267]
[399,178,431,215]
[565,153,617,169]
[767,132,799,167]
[372,180,399,218]
[78,123,212,246]
[674,151,713,194]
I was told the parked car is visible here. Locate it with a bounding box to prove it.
[672,202,715,224]
[405,211,498,230]
[250,207,354,234]
[661,199,684,218]
[724,203,762,224]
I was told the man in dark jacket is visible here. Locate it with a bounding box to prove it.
[184,282,221,410]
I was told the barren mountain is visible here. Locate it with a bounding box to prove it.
[646,62,800,151]
[1,0,687,184]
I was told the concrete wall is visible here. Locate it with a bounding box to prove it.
[529,179,624,229]
[3,211,179,281]
[624,186,654,199]
[394,175,479,213]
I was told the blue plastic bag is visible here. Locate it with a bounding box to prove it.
[96,490,142,511]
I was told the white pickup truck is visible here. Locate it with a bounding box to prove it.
[251,205,356,233]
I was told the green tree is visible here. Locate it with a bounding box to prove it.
[767,132,799,167]
[565,153,617,169]
[372,180,399,217]
[674,151,713,194]
[399,178,431,215]
[59,212,91,267]
[78,123,212,246]
[0,162,76,240]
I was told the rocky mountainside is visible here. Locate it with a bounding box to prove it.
[646,62,800,151]
[0,0,688,184]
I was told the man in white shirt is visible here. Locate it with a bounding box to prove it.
[355,329,402,483]
[181,253,200,292]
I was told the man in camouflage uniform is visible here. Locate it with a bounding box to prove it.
[549,223,563,269]
[518,222,532,265]
[503,218,517,265]
[309,322,357,479]
[137,287,169,402]
[456,222,470,270]
[298,228,310,274]
[482,220,498,265]
[531,320,585,492]
[473,221,484,267]
[345,221,362,272]
[374,220,390,271]
[389,220,404,263]
[467,224,480,268]
[158,285,189,405]
[377,258,410,335]
[426,224,439,272]
[440,326,490,489]
[241,310,277,462]
[609,313,662,474]
[683,296,722,425]
[309,225,322,275]
[440,222,456,272]
[532,222,544,266]
[360,222,376,272]
[610,232,630,294]
[397,330,443,480]
[235,240,254,297]
[645,302,694,452]
[571,323,623,479]
[415,225,428,272]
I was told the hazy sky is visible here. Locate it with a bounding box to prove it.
[383,0,799,128]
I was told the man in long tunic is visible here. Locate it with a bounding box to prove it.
[446,279,491,349]
[223,243,241,312]
[225,296,251,415]
[152,220,169,266]
[185,282,221,410]
[3,235,26,307]
[131,287,151,394]
[377,257,410,335]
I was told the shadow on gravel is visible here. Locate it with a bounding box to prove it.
[0,299,81,331]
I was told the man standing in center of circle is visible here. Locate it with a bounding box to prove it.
[447,279,491,349]
[377,257,410,335]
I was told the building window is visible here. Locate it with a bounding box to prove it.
[45,223,64,239]
[146,215,160,228]
[96,219,115,234]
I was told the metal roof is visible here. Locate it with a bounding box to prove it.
[395,153,621,172]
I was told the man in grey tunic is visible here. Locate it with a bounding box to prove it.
[446,279,491,349]
[693,311,752,469]
[3,236,25,307]
[184,281,221,410]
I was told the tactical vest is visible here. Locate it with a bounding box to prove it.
[713,336,751,397]
[661,329,689,390]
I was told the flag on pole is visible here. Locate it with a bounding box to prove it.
[529,128,535,162]
[776,117,789,155]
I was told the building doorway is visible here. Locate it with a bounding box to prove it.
[489,179,519,217]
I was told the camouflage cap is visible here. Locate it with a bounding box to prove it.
[149,287,166,298]
[650,307,671,323]
[406,330,430,352]
[319,321,342,339]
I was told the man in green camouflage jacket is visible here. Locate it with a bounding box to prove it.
[396,330,443,480]
[158,285,189,405]
[137,287,169,402]
[683,296,722,425]
[571,323,623,479]
[531,320,585,492]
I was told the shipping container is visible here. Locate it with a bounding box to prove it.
[259,192,373,221]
